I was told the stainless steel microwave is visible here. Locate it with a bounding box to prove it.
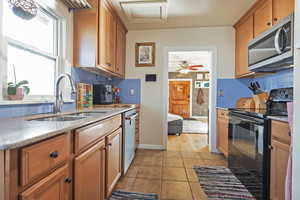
[248,14,294,72]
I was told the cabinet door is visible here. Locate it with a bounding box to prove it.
[254,0,272,37]
[99,0,116,72]
[106,128,122,197]
[273,0,294,24]
[115,21,126,77]
[270,139,290,200]
[217,117,229,157]
[20,165,71,200]
[235,16,253,77]
[74,140,106,200]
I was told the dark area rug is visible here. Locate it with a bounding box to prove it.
[193,166,261,200]
[109,190,159,200]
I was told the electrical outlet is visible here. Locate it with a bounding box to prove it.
[130,89,135,96]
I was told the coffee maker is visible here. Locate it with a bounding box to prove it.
[93,84,113,105]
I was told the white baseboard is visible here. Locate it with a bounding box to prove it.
[137,144,165,150]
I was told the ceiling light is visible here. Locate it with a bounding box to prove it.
[8,0,38,20]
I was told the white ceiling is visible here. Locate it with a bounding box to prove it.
[109,0,256,30]
[168,51,212,72]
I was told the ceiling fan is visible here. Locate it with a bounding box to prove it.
[176,61,204,73]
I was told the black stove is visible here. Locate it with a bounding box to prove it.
[228,87,293,200]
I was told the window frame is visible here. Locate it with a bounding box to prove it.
[2,2,63,101]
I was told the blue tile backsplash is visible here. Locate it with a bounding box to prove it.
[0,68,141,119]
[217,69,293,108]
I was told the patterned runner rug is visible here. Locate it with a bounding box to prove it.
[109,190,159,200]
[193,166,262,200]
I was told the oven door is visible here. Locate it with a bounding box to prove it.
[229,112,270,199]
[248,14,293,72]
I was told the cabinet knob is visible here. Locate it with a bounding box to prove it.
[108,143,112,146]
[288,132,291,136]
[274,18,278,22]
[49,151,59,159]
[268,145,273,150]
[65,177,72,183]
[267,22,271,26]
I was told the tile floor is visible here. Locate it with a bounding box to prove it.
[115,148,227,200]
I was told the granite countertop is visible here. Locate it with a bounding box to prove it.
[267,116,289,123]
[0,105,137,150]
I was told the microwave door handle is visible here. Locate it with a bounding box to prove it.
[275,27,283,54]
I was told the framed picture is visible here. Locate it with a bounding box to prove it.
[135,42,156,67]
[195,81,202,88]
[202,81,210,88]
[204,73,210,81]
[196,73,204,80]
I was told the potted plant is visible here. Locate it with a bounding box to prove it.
[7,65,30,100]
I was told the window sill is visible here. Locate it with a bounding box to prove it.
[0,99,75,106]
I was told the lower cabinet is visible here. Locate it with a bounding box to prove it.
[217,109,229,157]
[270,120,291,200]
[106,128,122,197]
[74,139,106,200]
[20,164,71,200]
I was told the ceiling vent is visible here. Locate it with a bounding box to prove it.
[120,0,167,24]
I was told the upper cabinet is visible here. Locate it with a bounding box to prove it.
[254,0,272,37]
[234,0,294,78]
[73,0,127,79]
[235,16,254,78]
[273,0,295,24]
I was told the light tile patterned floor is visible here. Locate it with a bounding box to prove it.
[114,135,227,200]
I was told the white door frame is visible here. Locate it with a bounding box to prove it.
[168,79,193,118]
[162,46,218,153]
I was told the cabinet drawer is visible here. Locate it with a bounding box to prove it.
[271,120,291,145]
[217,109,229,120]
[75,115,122,153]
[20,164,71,200]
[21,134,70,186]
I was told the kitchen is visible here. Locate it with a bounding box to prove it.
[0,0,300,200]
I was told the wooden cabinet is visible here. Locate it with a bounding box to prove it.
[254,0,272,37]
[217,109,229,157]
[270,120,291,200]
[273,0,294,24]
[234,0,294,78]
[99,0,116,72]
[20,165,71,200]
[235,16,254,78]
[115,21,127,77]
[106,128,122,197]
[74,140,106,200]
[73,0,127,78]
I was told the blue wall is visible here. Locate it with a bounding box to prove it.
[0,68,141,119]
[217,69,294,108]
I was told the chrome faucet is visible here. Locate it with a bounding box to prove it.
[54,73,76,113]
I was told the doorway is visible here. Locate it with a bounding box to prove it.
[164,49,215,152]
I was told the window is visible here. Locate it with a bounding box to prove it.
[3,1,59,97]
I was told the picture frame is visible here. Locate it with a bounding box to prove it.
[195,81,202,88]
[196,73,204,80]
[135,42,156,67]
[204,73,210,81]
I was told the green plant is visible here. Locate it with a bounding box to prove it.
[7,65,30,95]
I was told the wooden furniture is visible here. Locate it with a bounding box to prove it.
[235,15,254,78]
[75,140,106,200]
[1,114,123,200]
[106,128,122,197]
[234,0,294,78]
[168,81,191,118]
[73,0,127,78]
[217,109,229,157]
[270,120,291,200]
[254,0,272,37]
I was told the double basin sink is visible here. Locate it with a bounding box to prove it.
[30,111,108,122]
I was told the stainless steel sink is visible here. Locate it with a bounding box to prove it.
[31,116,86,122]
[67,111,108,117]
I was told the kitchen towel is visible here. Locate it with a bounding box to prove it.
[197,88,204,105]
[285,102,293,200]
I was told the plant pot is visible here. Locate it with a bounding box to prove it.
[8,88,24,101]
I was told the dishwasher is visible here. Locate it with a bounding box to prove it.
[122,109,138,174]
